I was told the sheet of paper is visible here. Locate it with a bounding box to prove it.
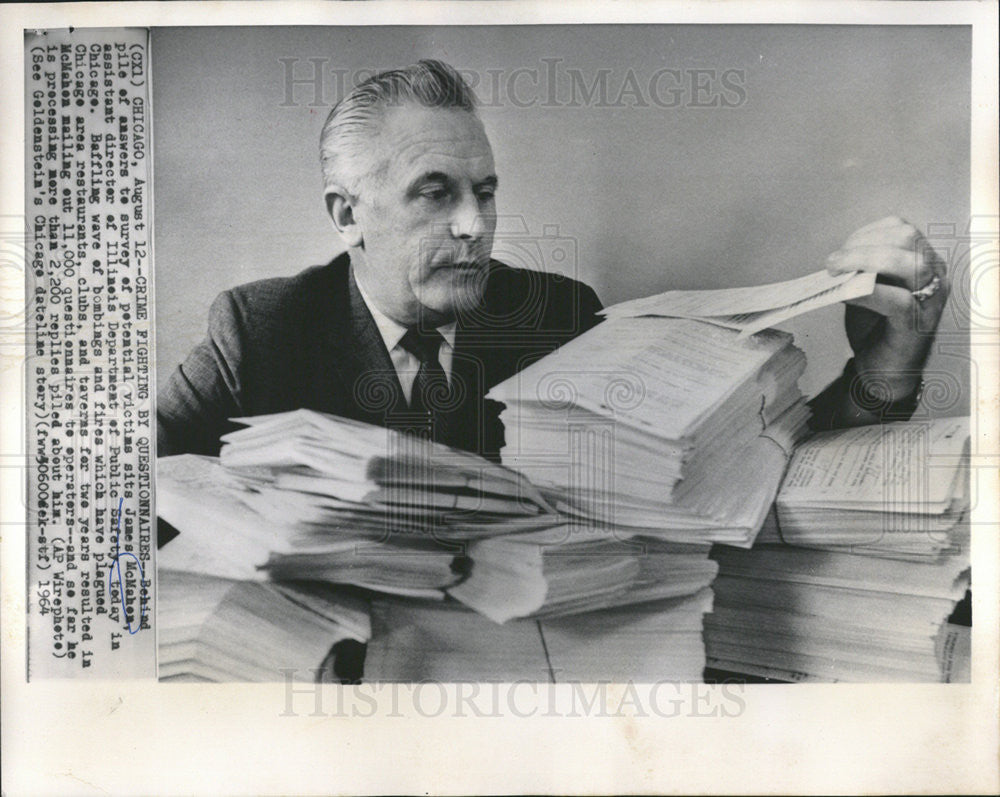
[724,272,877,337]
[157,455,287,578]
[778,417,970,509]
[447,537,549,623]
[600,268,874,319]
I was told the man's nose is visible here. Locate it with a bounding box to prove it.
[449,193,486,240]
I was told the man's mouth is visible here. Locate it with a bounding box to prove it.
[438,258,485,272]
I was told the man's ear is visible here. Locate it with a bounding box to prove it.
[325,186,364,248]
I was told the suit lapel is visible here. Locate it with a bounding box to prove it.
[317,255,407,423]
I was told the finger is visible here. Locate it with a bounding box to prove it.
[843,222,920,251]
[921,241,949,276]
[826,245,933,290]
[841,219,948,279]
[843,216,910,244]
[843,283,915,319]
[836,232,949,281]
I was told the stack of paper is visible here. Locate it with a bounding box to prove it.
[488,316,811,542]
[159,452,718,616]
[704,544,970,682]
[157,570,370,682]
[704,418,971,682]
[220,409,556,539]
[758,417,970,556]
[447,526,718,623]
[158,453,467,597]
[364,588,714,682]
[154,268,959,685]
[158,408,566,597]
[541,588,714,682]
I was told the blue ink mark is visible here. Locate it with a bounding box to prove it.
[108,497,146,635]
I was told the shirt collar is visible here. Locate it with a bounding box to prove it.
[355,276,457,354]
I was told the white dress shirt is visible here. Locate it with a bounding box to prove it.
[355,280,456,405]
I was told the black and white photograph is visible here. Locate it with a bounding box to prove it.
[2,2,998,795]
[151,23,974,686]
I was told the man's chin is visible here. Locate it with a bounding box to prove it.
[417,269,488,319]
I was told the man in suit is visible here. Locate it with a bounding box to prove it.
[157,59,949,460]
[157,59,953,684]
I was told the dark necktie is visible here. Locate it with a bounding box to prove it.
[399,327,499,458]
[399,328,450,416]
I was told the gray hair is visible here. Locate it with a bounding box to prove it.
[320,59,479,196]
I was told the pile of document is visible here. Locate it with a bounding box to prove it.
[157,409,560,598]
[157,409,721,680]
[489,268,879,540]
[157,570,370,682]
[448,527,717,623]
[158,454,466,596]
[760,416,970,556]
[157,268,904,682]
[704,417,971,682]
[488,316,811,542]
[220,408,555,537]
[158,440,719,619]
[364,588,714,682]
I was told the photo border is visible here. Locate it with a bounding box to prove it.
[2,2,997,794]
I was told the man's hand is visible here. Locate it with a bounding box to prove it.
[825,216,949,401]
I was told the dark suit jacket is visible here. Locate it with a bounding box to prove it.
[157,253,604,459]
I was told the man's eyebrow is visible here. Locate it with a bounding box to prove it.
[410,171,451,187]
[407,172,499,190]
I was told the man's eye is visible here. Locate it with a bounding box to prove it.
[476,189,496,203]
[420,186,448,200]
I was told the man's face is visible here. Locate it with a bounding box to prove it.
[350,103,498,327]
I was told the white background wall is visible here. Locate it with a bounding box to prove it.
[152,25,970,410]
